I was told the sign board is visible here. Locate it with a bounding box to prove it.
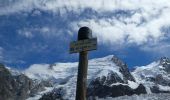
[70,38,97,54]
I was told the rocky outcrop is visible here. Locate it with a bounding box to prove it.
[39,88,65,100]
[160,57,170,73]
[0,63,52,100]
[150,86,170,93]
[0,63,33,100]
[111,56,135,82]
[29,80,53,97]
[88,83,146,98]
[4,55,170,99]
[87,56,146,99]
[133,57,170,94]
[87,75,146,98]
[0,63,14,100]
[150,57,170,93]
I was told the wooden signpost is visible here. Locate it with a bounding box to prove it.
[70,38,97,54]
[69,27,97,100]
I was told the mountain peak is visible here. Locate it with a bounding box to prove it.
[0,63,11,75]
[111,55,126,67]
[160,57,170,65]
[159,57,170,73]
[92,55,125,66]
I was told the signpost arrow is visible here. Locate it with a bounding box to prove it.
[70,27,97,100]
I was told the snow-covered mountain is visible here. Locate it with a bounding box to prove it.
[132,57,170,94]
[1,55,170,100]
[24,55,146,100]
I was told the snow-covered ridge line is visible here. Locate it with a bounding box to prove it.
[132,57,170,93]
[5,55,170,99]
[110,80,139,89]
[23,55,121,80]
[23,55,138,99]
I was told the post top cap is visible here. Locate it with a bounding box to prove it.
[78,27,92,40]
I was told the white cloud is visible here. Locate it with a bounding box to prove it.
[31,9,42,16]
[17,26,63,38]
[70,9,170,46]
[1,0,170,15]
[141,43,170,57]
[18,29,33,38]
[1,0,170,51]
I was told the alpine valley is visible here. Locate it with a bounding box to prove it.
[0,55,170,100]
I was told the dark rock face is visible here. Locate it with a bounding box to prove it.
[29,80,53,97]
[0,64,52,100]
[155,74,170,86]
[149,57,170,93]
[111,56,135,82]
[0,64,33,100]
[135,84,147,94]
[94,72,124,86]
[144,74,170,87]
[39,88,65,100]
[0,63,15,100]
[14,74,33,100]
[87,56,146,99]
[87,77,147,98]
[150,86,170,93]
[160,57,170,73]
[132,57,170,94]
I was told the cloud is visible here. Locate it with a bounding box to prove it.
[1,0,170,56]
[0,0,170,45]
[0,47,25,64]
[1,0,170,15]
[70,10,170,46]
[17,26,64,38]
[18,29,33,38]
[141,42,170,57]
[5,0,169,48]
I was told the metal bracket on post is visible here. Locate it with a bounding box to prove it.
[69,27,97,100]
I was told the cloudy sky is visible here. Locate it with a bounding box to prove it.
[0,0,170,69]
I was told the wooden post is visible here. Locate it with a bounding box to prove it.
[69,27,97,100]
[76,51,88,100]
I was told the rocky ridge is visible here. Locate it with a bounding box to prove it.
[1,55,170,100]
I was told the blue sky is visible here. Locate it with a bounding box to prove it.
[0,0,170,69]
